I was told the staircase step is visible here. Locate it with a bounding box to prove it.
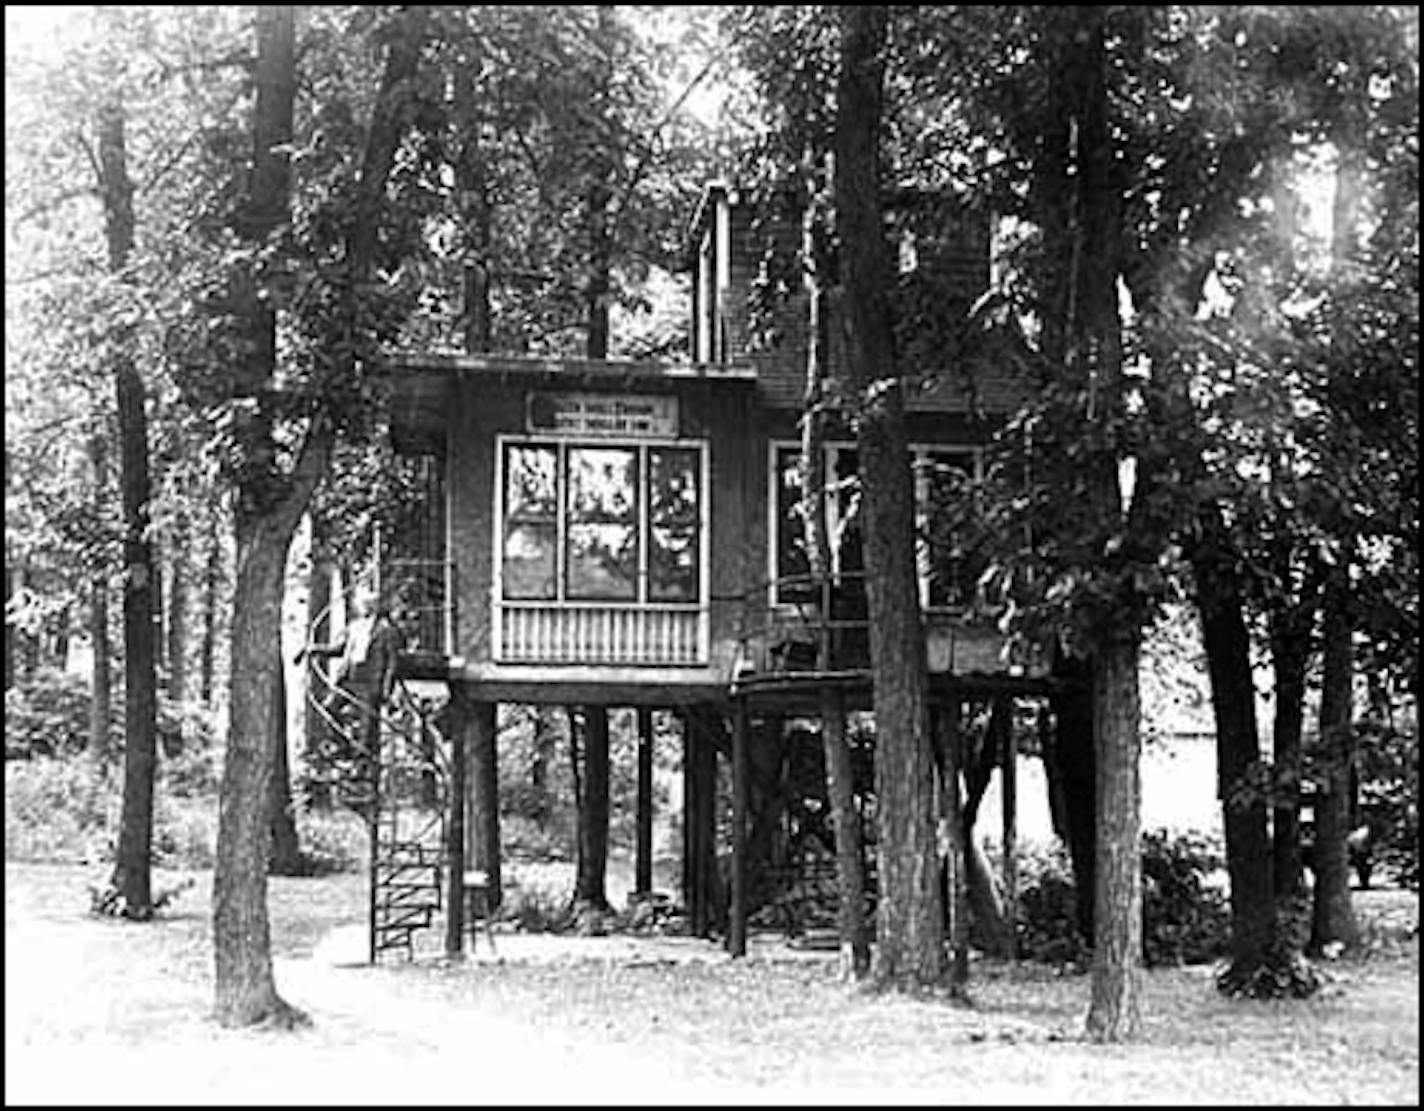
[377,906,435,930]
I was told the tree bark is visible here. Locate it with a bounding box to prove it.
[98,93,159,920]
[1085,629,1143,1041]
[822,689,870,979]
[166,511,190,704]
[213,4,308,1029]
[267,658,303,875]
[1193,502,1281,994]
[1045,649,1097,944]
[835,4,944,991]
[89,435,113,756]
[1307,582,1361,955]
[200,508,222,707]
[1270,606,1312,900]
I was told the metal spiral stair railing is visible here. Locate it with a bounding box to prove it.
[304,576,453,963]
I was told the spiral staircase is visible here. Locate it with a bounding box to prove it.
[304,565,453,963]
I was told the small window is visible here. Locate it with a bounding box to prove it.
[566,447,638,601]
[502,445,558,599]
[648,448,700,602]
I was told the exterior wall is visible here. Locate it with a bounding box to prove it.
[444,374,762,693]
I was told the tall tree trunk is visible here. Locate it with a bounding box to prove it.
[1307,582,1361,955]
[89,435,113,756]
[1085,628,1143,1040]
[573,706,612,911]
[822,689,870,979]
[1044,648,1096,943]
[1270,605,1312,901]
[213,3,425,1026]
[213,3,309,1028]
[200,507,223,707]
[268,658,303,875]
[835,4,944,991]
[97,92,159,920]
[1193,503,1297,997]
[166,511,190,705]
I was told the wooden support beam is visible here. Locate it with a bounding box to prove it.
[635,706,655,896]
[681,711,700,932]
[443,691,469,958]
[467,699,501,910]
[1000,695,1018,961]
[729,698,749,956]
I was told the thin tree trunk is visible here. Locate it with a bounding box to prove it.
[166,511,190,705]
[835,4,943,991]
[822,689,870,979]
[1194,503,1292,997]
[1308,583,1361,955]
[1270,607,1312,901]
[200,508,222,707]
[98,92,159,920]
[89,435,113,756]
[268,657,303,875]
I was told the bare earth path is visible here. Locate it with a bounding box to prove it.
[5,861,1419,1104]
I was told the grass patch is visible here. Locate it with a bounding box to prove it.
[4,860,1417,1104]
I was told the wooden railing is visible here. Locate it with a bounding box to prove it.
[496,602,706,666]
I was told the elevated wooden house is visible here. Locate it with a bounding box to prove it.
[345,181,1061,960]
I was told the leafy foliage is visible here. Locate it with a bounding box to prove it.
[1013,830,1233,968]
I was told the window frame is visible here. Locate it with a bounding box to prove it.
[496,434,710,609]
[766,439,985,610]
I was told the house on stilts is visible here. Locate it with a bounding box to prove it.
[308,181,1079,963]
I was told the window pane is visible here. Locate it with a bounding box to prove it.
[567,523,637,600]
[505,445,557,519]
[503,523,557,600]
[649,525,698,601]
[922,451,982,608]
[568,448,636,522]
[567,447,637,600]
[649,448,698,524]
[775,447,814,603]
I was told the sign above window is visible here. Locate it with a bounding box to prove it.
[526,392,678,438]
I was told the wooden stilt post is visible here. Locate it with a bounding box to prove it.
[1001,696,1018,961]
[635,706,655,896]
[941,692,970,988]
[443,690,468,958]
[681,711,701,933]
[468,700,501,910]
[729,698,749,956]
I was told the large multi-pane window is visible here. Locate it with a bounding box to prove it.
[500,440,705,605]
[771,442,985,609]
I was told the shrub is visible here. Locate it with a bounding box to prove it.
[4,668,114,759]
[1012,828,1231,967]
[297,809,368,875]
[4,757,115,862]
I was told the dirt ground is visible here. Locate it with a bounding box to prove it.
[5,861,1419,1105]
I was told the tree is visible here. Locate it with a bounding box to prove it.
[197,4,435,1026]
[833,4,945,992]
